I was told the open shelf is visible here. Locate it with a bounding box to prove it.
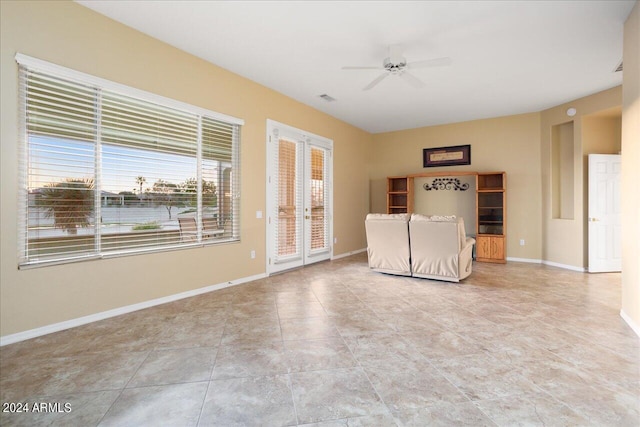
[477,173,504,190]
[386,177,413,213]
[476,172,506,262]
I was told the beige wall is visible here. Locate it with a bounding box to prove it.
[370,113,543,261]
[621,2,640,331]
[540,87,623,269]
[582,109,623,156]
[413,176,477,235]
[0,1,371,337]
[2,0,635,340]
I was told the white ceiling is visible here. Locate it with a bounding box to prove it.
[76,1,634,134]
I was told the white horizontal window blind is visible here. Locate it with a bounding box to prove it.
[275,138,303,261]
[202,117,240,240]
[17,54,243,267]
[309,146,329,252]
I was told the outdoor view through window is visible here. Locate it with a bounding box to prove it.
[18,59,241,266]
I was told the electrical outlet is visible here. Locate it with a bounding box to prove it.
[334,237,338,244]
[256,210,263,219]
[250,250,256,259]
[519,239,525,246]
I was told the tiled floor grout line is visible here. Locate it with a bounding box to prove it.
[285,373,300,426]
[272,285,303,426]
[2,256,638,426]
[196,296,233,427]
[195,380,213,427]
[93,348,152,426]
[331,293,409,427]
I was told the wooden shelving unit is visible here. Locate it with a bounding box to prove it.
[386,176,413,214]
[385,171,507,263]
[475,172,506,263]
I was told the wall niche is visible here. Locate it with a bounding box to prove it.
[551,121,575,220]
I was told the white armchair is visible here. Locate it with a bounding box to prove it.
[365,213,412,276]
[409,214,475,282]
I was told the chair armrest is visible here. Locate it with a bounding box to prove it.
[459,238,475,278]
[462,237,475,251]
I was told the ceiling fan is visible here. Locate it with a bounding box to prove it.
[342,44,452,91]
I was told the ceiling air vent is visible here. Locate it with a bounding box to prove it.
[614,60,623,72]
[318,94,336,102]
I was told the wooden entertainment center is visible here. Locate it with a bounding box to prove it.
[387,171,506,263]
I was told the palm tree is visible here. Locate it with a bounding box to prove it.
[37,178,94,235]
[135,176,146,202]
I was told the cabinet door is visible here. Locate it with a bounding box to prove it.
[476,236,505,262]
[490,236,505,260]
[476,236,491,259]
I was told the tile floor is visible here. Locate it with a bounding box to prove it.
[1,253,639,426]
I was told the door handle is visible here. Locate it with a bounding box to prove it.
[305,215,310,220]
[589,218,599,222]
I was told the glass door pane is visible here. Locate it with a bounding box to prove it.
[308,146,329,253]
[477,192,503,235]
[277,138,302,259]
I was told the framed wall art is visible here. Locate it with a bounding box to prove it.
[423,144,471,168]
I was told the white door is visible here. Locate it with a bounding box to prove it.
[266,120,332,274]
[588,154,621,273]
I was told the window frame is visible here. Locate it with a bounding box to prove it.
[16,54,243,268]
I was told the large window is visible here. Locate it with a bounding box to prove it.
[17,54,242,267]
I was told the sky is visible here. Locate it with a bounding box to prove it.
[29,135,220,194]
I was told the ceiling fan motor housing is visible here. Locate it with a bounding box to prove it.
[383,57,407,73]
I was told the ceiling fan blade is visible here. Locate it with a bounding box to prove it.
[342,66,382,70]
[408,57,452,69]
[400,71,425,88]
[363,73,388,91]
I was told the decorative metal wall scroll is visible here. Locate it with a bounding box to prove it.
[423,178,469,191]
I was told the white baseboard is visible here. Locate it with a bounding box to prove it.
[506,257,542,264]
[541,260,586,272]
[620,310,640,338]
[504,255,588,272]
[506,257,587,273]
[332,248,366,260]
[0,272,266,347]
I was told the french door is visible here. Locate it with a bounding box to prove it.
[266,120,333,274]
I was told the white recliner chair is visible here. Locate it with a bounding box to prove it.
[365,213,412,276]
[409,214,475,282]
